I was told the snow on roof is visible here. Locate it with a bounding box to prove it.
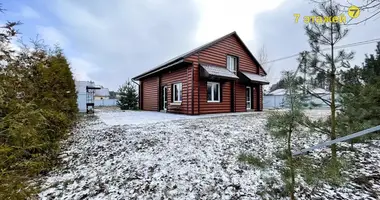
[268,89,286,95]
[201,64,239,79]
[241,71,269,84]
[95,88,110,97]
[267,87,330,96]
[312,88,330,94]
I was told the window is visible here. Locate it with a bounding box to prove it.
[227,55,237,73]
[173,83,182,102]
[207,82,220,102]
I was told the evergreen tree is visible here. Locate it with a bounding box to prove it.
[117,80,138,110]
[338,42,380,144]
[0,6,78,197]
[302,1,354,160]
[109,91,117,99]
[266,71,305,200]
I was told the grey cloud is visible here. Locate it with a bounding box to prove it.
[48,0,200,90]
[252,0,380,86]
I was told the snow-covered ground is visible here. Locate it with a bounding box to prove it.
[38,108,380,200]
[96,108,263,126]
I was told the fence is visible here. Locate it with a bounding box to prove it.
[294,125,380,156]
[94,99,118,107]
[263,94,338,109]
[263,95,285,109]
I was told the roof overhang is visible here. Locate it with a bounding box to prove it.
[86,86,102,90]
[132,59,187,80]
[238,71,269,85]
[200,64,239,80]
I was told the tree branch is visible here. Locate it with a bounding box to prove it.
[306,88,332,106]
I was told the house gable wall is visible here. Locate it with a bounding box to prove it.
[185,35,263,114]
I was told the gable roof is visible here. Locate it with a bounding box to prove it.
[132,31,267,80]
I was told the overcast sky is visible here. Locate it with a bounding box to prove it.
[3,0,380,91]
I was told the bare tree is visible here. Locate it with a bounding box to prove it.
[310,0,380,25]
[257,45,273,92]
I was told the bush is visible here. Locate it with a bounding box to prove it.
[0,17,78,198]
[117,80,138,110]
[238,153,268,168]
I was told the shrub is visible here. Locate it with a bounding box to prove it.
[117,80,138,110]
[0,17,78,198]
[238,153,267,168]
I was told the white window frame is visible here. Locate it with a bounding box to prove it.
[172,83,182,103]
[207,82,220,102]
[163,86,168,110]
[246,86,252,110]
[227,55,237,73]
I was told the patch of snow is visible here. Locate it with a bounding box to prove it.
[38,109,380,199]
[267,88,286,95]
[267,87,330,96]
[96,108,265,126]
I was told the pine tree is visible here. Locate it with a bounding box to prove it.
[266,70,305,200]
[117,80,138,110]
[338,42,380,144]
[303,1,354,160]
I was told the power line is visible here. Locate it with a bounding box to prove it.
[262,38,380,64]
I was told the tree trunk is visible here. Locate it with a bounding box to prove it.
[288,128,295,200]
[329,2,337,160]
[288,79,296,200]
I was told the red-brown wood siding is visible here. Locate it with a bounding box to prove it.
[253,86,258,111]
[192,62,200,115]
[139,82,143,109]
[187,65,193,114]
[142,76,159,111]
[259,68,266,76]
[198,81,231,114]
[161,66,190,114]
[259,85,263,111]
[235,82,246,112]
[185,35,258,74]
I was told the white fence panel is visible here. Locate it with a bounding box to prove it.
[94,99,117,107]
[264,94,339,109]
[263,95,285,109]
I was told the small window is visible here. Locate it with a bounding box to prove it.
[207,82,220,102]
[227,55,237,73]
[173,83,182,102]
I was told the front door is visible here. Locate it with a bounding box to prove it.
[246,86,251,110]
[163,86,167,111]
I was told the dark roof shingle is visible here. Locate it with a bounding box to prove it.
[132,31,267,80]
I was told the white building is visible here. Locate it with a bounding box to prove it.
[95,88,110,100]
[75,81,115,112]
[75,81,97,112]
[264,87,332,109]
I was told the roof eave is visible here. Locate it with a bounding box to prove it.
[238,71,270,85]
[132,59,185,80]
[208,74,239,80]
[251,80,270,85]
